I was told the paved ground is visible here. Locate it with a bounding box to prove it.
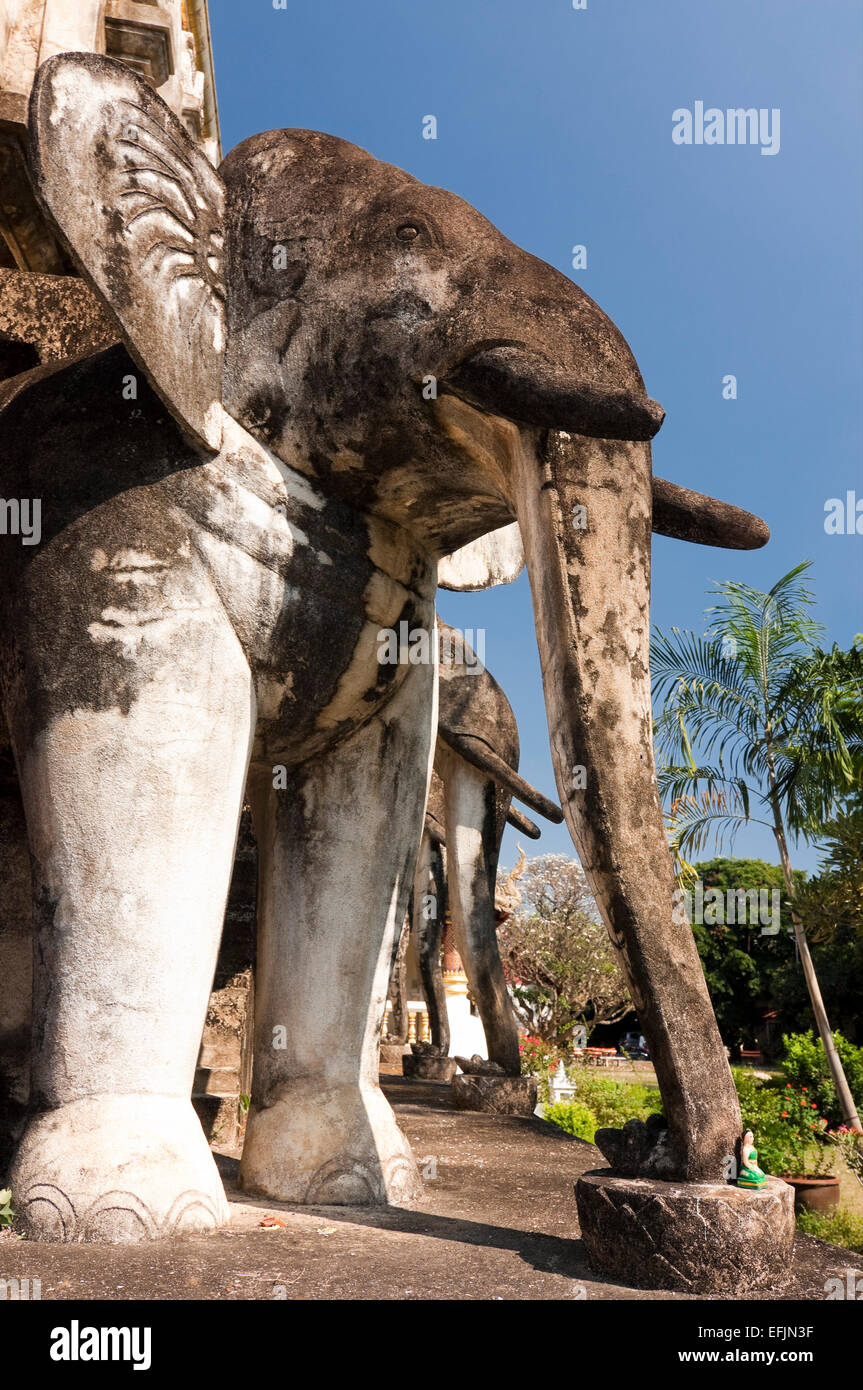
[0,1075,857,1301]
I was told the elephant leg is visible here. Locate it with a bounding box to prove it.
[413,830,450,1054]
[239,659,435,1206]
[438,748,521,1074]
[386,903,411,1045]
[6,584,253,1243]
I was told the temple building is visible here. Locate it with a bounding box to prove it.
[0,1,220,375]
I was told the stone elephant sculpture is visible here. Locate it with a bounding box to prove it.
[0,53,768,1242]
[389,621,560,1074]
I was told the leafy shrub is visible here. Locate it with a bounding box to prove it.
[781,1031,863,1127]
[543,1100,597,1142]
[796,1205,863,1253]
[540,1071,662,1138]
[732,1066,833,1176]
[828,1126,863,1187]
[732,1067,789,1174]
[519,1034,568,1101]
[566,1072,662,1128]
[540,1062,838,1177]
[519,1035,565,1075]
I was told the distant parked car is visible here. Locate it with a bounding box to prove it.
[622,1031,650,1060]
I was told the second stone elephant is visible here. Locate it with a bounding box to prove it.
[390,622,560,1074]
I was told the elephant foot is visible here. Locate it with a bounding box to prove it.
[238,1079,423,1205]
[9,1095,230,1243]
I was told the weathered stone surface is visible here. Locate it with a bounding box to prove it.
[403,1052,457,1082]
[0,746,31,1173]
[192,809,257,1148]
[191,1093,242,1149]
[1,48,772,1244]
[438,523,525,591]
[0,267,115,380]
[11,1096,230,1244]
[575,1171,795,1293]
[455,1054,507,1076]
[398,625,560,1080]
[380,1042,410,1066]
[30,55,226,448]
[406,631,560,1076]
[452,1073,538,1115]
[0,104,68,273]
[593,1113,678,1179]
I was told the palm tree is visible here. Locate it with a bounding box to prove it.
[652,562,863,1128]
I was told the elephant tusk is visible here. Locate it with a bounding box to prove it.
[438,727,563,823]
[651,477,770,550]
[441,351,766,549]
[442,346,665,442]
[506,805,541,839]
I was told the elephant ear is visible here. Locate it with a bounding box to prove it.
[437,522,525,591]
[28,53,225,451]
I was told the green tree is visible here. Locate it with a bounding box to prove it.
[652,564,863,1127]
[498,853,630,1047]
[794,792,863,943]
[687,857,798,1054]
[772,931,863,1046]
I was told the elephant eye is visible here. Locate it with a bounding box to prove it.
[396,224,420,242]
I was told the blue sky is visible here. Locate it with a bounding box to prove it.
[209,0,862,874]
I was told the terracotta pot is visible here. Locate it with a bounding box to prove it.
[781,1174,840,1214]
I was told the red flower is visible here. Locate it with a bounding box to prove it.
[781,1111,788,1118]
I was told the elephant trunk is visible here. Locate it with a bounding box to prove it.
[436,728,562,824]
[447,347,665,441]
[510,428,741,1180]
[506,805,541,839]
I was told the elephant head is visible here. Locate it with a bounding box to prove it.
[27,52,768,1181]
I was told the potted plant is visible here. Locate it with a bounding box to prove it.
[775,1086,839,1213]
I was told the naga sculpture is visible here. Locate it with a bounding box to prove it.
[0,53,770,1243]
[390,622,560,1074]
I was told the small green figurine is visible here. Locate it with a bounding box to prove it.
[737,1130,767,1188]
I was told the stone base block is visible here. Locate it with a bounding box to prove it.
[192,1093,240,1149]
[402,1054,457,1082]
[575,1170,794,1293]
[380,1043,410,1066]
[451,1073,537,1115]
